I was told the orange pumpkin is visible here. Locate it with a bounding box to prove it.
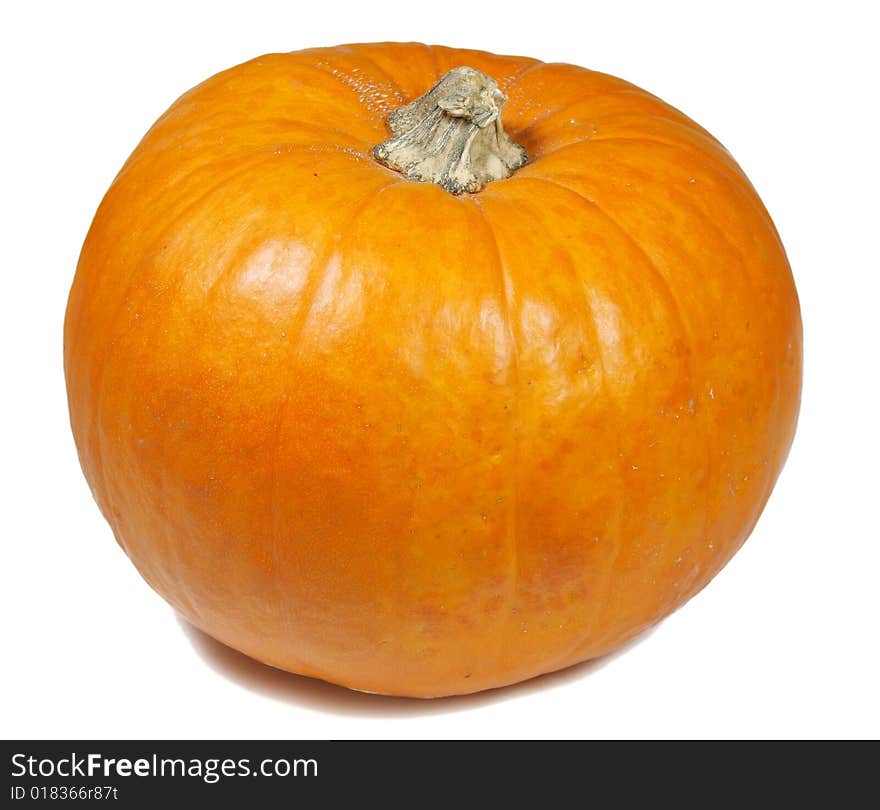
[64,42,801,697]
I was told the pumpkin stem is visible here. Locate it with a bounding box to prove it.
[372,66,527,194]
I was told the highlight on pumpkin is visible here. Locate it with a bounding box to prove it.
[64,42,802,698]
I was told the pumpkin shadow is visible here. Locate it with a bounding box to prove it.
[177,613,655,718]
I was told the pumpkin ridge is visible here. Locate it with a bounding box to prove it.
[590,116,726,153]
[532,157,778,348]
[542,178,706,629]
[127,68,385,164]
[334,45,410,104]
[523,172,766,626]
[88,150,286,536]
[575,238,629,665]
[471,197,522,666]
[517,174,696,385]
[261,57,398,139]
[302,53,403,128]
[92,154,338,608]
[480,185,630,671]
[136,121,372,163]
[510,88,664,143]
[527,162,784,622]
[529,113,725,166]
[69,148,279,370]
[266,179,402,657]
[540,136,776,236]
[502,58,550,87]
[513,174,703,657]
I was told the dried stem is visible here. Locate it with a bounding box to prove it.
[373,66,527,194]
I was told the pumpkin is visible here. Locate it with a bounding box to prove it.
[64,42,802,698]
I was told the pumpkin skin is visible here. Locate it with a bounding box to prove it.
[64,42,802,698]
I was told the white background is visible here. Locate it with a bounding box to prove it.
[3,0,878,740]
